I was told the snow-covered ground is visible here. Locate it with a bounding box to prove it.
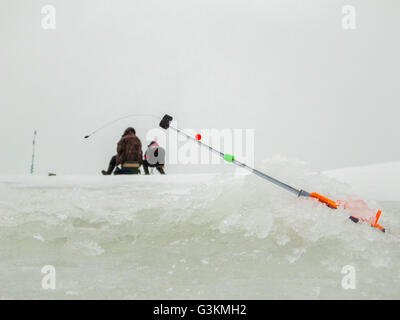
[325,161,400,201]
[0,158,399,299]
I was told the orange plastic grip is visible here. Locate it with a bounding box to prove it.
[372,210,385,231]
[310,192,339,209]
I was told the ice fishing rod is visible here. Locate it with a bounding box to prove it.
[159,114,385,232]
[84,114,160,139]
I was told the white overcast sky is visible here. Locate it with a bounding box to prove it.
[0,0,399,175]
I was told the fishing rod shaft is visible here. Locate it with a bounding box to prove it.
[169,124,301,196]
[170,125,224,158]
[231,158,301,196]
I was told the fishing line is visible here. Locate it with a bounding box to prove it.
[84,114,161,139]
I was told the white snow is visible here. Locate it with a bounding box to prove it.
[325,161,400,201]
[0,159,399,299]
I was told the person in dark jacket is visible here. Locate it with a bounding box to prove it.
[142,141,166,175]
[101,127,143,175]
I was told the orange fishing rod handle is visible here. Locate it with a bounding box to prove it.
[374,210,382,226]
[310,192,339,209]
[372,210,385,231]
[310,193,385,232]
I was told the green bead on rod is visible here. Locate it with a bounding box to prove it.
[223,154,235,162]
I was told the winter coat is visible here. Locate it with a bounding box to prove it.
[116,133,143,165]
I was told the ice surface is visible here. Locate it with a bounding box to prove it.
[0,158,399,299]
[325,161,400,201]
